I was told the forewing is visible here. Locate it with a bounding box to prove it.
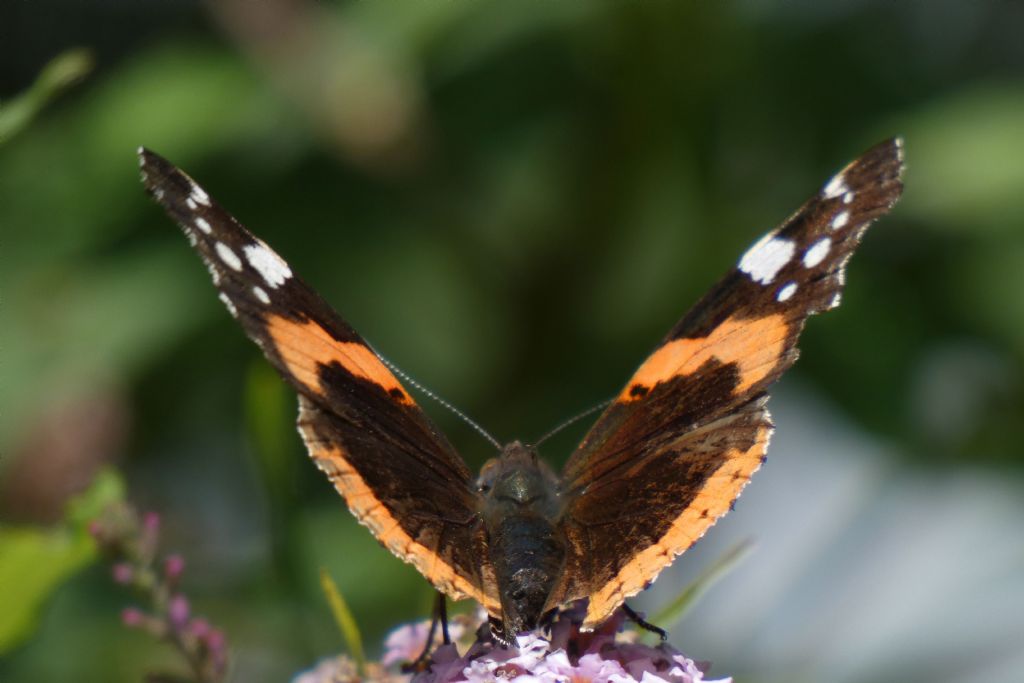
[139,148,496,609]
[558,139,904,628]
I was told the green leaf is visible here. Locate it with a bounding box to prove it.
[244,361,300,574]
[244,362,294,505]
[0,48,94,144]
[0,468,125,653]
[320,567,367,669]
[64,468,127,527]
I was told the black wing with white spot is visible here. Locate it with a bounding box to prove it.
[138,148,300,336]
[138,148,498,612]
[725,137,905,318]
[557,138,904,629]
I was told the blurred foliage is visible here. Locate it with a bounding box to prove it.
[2,1,1023,682]
[0,469,123,653]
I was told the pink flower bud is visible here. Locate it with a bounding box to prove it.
[163,554,185,581]
[168,594,190,629]
[207,628,228,676]
[205,628,226,654]
[112,563,134,585]
[143,511,161,535]
[189,617,210,638]
[121,607,145,628]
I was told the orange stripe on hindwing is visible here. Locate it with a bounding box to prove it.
[621,314,788,402]
[266,315,413,404]
[307,440,499,613]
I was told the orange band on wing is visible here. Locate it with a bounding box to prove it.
[308,442,499,612]
[267,315,412,404]
[581,424,771,629]
[620,314,788,402]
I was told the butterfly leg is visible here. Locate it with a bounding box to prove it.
[622,604,667,641]
[438,591,450,644]
[488,616,514,647]
[403,592,448,672]
[537,607,558,637]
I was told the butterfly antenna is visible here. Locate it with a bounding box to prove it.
[533,398,612,448]
[373,349,502,451]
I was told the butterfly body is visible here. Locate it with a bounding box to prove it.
[478,441,566,638]
[139,138,904,638]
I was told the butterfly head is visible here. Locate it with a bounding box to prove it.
[477,442,547,497]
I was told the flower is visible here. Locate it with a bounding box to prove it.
[381,614,471,668]
[381,621,434,667]
[292,656,358,683]
[164,553,186,582]
[168,593,191,629]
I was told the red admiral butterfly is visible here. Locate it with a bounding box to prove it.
[140,138,903,641]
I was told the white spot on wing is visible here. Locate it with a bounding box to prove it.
[190,183,211,206]
[186,197,197,210]
[831,210,850,230]
[218,292,238,317]
[739,234,795,285]
[194,217,212,234]
[202,257,221,285]
[253,285,270,304]
[215,242,243,271]
[843,191,854,204]
[823,172,848,199]
[836,254,853,286]
[829,292,843,308]
[777,282,798,302]
[803,237,832,268]
[243,242,292,288]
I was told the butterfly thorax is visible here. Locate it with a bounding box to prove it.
[478,441,566,639]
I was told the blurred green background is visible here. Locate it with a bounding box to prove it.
[2,1,1023,682]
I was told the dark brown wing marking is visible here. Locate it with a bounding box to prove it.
[558,139,904,628]
[558,399,770,625]
[138,148,497,611]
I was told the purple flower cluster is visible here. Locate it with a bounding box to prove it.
[404,605,729,683]
[90,503,228,683]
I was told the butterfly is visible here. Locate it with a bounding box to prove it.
[139,138,904,642]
